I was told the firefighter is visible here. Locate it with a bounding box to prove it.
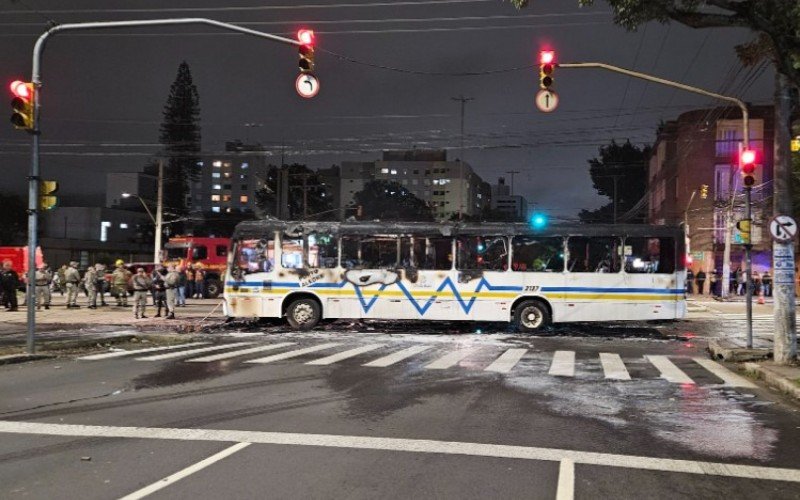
[111,260,131,307]
[164,264,180,319]
[131,267,152,319]
[95,263,108,306]
[83,263,98,309]
[64,261,81,308]
[1,259,20,311]
[34,262,52,310]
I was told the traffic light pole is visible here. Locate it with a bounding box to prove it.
[557,62,752,340]
[25,18,300,354]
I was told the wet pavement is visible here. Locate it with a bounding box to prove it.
[0,319,798,499]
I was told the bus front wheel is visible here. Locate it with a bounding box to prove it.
[514,301,550,332]
[286,298,321,330]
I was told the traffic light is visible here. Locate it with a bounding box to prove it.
[736,218,751,245]
[9,80,34,131]
[699,184,709,199]
[530,213,548,230]
[39,180,58,211]
[539,50,555,90]
[297,29,315,74]
[740,149,757,187]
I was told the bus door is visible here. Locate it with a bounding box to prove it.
[399,236,457,321]
[564,236,625,321]
[305,232,343,319]
[230,236,277,317]
[622,236,680,319]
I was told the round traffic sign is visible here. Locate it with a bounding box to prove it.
[770,215,797,243]
[295,73,320,99]
[535,89,558,113]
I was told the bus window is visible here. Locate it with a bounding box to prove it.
[567,237,622,273]
[281,236,304,269]
[400,238,413,267]
[414,237,453,270]
[308,233,337,269]
[236,239,274,273]
[192,246,208,260]
[512,236,564,272]
[624,237,675,274]
[341,236,398,269]
[457,236,507,271]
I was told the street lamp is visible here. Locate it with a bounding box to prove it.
[121,160,164,264]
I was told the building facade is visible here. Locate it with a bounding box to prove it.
[648,105,774,275]
[490,177,529,221]
[192,141,269,215]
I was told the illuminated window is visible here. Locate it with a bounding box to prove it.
[241,162,249,169]
[211,206,220,213]
[100,221,112,242]
[390,169,397,175]
[381,168,389,174]
[240,195,249,203]
[212,184,221,190]
[212,161,222,167]
[212,172,221,178]
[222,195,232,202]
[211,194,221,202]
[223,172,231,178]
[119,223,128,229]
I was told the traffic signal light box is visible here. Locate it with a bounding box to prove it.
[9,80,34,131]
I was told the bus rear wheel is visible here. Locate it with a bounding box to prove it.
[286,298,321,330]
[514,300,550,332]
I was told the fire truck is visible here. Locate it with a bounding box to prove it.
[0,246,44,290]
[161,237,230,298]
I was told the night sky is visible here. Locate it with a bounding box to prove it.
[0,0,773,218]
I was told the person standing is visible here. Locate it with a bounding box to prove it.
[185,264,195,302]
[83,264,98,309]
[194,264,206,299]
[709,269,718,297]
[736,267,746,296]
[165,265,180,319]
[762,271,772,297]
[131,267,152,319]
[177,266,187,307]
[95,263,108,306]
[56,264,67,296]
[686,268,695,294]
[152,268,167,318]
[64,261,81,308]
[34,262,52,310]
[111,260,131,307]
[1,260,20,311]
[696,269,706,295]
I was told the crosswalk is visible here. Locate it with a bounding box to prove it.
[77,340,757,389]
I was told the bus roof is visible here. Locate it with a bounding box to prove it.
[231,219,683,240]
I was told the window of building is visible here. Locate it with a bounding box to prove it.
[211,194,221,202]
[212,161,222,168]
[308,233,337,268]
[223,184,232,190]
[223,172,232,178]
[412,179,418,186]
[381,168,389,174]
[240,195,249,203]
[99,221,111,242]
[715,164,732,200]
[119,223,129,229]
[282,236,303,269]
[211,206,220,213]
[457,236,507,271]
[223,162,232,168]
[212,172,221,179]
[222,195,232,202]
[624,237,675,274]
[413,169,419,174]
[567,237,622,273]
[212,184,221,190]
[226,207,232,213]
[240,174,248,180]
[390,169,398,175]
[341,236,398,269]
[241,162,249,169]
[511,236,563,272]
[716,126,739,157]
[241,184,248,190]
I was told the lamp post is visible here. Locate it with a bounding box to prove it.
[122,160,164,264]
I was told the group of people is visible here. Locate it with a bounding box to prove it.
[686,267,773,297]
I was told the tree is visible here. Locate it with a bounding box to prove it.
[352,180,434,221]
[579,140,650,223]
[159,61,201,216]
[254,164,334,220]
[0,193,26,245]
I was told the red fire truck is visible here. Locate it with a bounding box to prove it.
[161,237,230,298]
[0,246,44,289]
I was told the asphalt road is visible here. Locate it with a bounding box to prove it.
[1,320,799,499]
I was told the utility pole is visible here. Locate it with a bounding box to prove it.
[154,159,164,264]
[505,170,520,195]
[451,95,474,220]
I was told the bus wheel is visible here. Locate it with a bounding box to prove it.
[514,301,550,332]
[286,298,321,330]
[205,279,222,298]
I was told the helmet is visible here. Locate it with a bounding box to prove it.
[115,259,124,266]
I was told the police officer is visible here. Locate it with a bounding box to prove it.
[83,263,98,309]
[165,265,180,320]
[34,262,52,310]
[111,260,131,307]
[152,267,167,317]
[95,263,108,306]
[64,261,81,308]
[131,267,152,319]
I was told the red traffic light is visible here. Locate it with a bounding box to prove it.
[740,149,756,165]
[297,29,315,46]
[540,50,555,65]
[10,80,30,100]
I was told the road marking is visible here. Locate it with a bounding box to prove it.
[484,348,527,374]
[117,442,250,500]
[78,342,210,360]
[136,342,255,361]
[186,343,296,363]
[245,343,341,364]
[424,349,478,370]
[548,351,575,377]
[306,344,384,366]
[599,353,631,381]
[1,421,798,483]
[691,357,758,388]
[363,345,433,367]
[646,355,695,384]
[556,458,575,500]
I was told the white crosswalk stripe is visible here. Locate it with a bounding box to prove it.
[363,345,433,367]
[187,342,296,363]
[646,355,694,384]
[484,348,527,374]
[78,342,210,360]
[691,357,757,388]
[245,343,341,364]
[548,351,575,377]
[425,349,478,370]
[599,353,631,381]
[306,344,384,365]
[136,342,255,361]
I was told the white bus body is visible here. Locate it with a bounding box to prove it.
[224,221,686,331]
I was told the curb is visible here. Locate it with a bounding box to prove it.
[0,333,207,359]
[707,339,771,362]
[743,362,800,401]
[0,353,56,365]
